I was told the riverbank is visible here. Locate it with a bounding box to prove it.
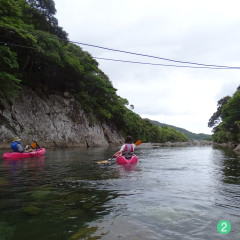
[213,142,240,153]
[0,140,213,151]
[137,140,212,148]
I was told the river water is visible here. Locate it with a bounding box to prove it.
[0,145,240,240]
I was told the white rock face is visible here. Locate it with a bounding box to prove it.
[0,88,124,147]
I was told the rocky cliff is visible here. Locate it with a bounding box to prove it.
[0,88,124,148]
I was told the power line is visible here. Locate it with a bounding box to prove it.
[1,41,240,70]
[0,41,38,50]
[71,41,240,69]
[94,57,237,70]
[1,26,239,69]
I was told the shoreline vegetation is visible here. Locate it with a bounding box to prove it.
[139,140,212,148]
[209,86,240,145]
[208,85,240,153]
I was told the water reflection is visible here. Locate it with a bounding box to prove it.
[211,146,240,218]
[3,156,45,171]
[218,147,240,184]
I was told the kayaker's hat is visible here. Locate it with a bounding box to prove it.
[12,137,21,142]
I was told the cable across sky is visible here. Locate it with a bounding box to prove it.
[93,57,240,70]
[0,26,239,69]
[1,38,240,70]
[70,41,240,69]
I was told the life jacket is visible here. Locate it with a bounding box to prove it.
[122,144,134,159]
[10,141,21,152]
[31,142,38,149]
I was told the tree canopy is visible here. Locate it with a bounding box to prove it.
[0,0,188,143]
[209,87,240,143]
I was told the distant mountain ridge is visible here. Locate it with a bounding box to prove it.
[147,119,212,140]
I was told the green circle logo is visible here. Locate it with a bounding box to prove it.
[217,220,231,234]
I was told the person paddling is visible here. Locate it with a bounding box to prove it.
[96,138,141,165]
[114,136,135,159]
[30,140,40,150]
[10,137,24,153]
[25,140,41,152]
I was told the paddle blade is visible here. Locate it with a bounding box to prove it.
[96,157,115,165]
[135,140,142,146]
[96,160,110,165]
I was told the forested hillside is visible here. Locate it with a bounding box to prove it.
[149,119,211,140]
[209,86,240,143]
[0,0,187,143]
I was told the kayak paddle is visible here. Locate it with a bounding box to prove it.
[134,140,142,146]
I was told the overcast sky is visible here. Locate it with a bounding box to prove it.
[54,0,240,134]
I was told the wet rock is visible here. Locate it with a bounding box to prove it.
[22,205,41,216]
[0,177,9,186]
[234,144,240,152]
[30,190,52,201]
[69,226,100,240]
[0,222,15,239]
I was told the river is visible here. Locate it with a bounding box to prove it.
[0,145,240,240]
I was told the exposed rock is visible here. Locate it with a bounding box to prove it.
[22,205,41,216]
[234,144,240,152]
[212,142,240,154]
[0,88,124,148]
[213,142,237,149]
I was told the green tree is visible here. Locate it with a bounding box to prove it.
[208,96,230,128]
[0,45,21,98]
[209,87,240,143]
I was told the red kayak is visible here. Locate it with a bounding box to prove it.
[2,148,46,160]
[116,154,139,165]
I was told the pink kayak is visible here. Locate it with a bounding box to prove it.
[2,148,46,160]
[116,155,139,165]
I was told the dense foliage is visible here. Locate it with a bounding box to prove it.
[209,86,240,143]
[0,0,187,142]
[149,119,211,140]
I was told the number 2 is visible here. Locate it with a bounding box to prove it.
[221,222,227,232]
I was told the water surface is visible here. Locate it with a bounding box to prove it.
[0,146,240,240]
